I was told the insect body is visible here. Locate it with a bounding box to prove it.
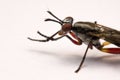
[28,11,120,73]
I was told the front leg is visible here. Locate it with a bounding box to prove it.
[65,35,82,45]
[28,31,65,42]
[67,31,82,45]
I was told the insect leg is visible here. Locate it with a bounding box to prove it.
[28,31,65,42]
[65,35,82,45]
[75,39,93,73]
[67,31,82,45]
[37,31,49,38]
[28,37,49,42]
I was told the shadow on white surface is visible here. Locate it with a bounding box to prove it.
[28,49,120,68]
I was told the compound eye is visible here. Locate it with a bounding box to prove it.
[63,17,73,23]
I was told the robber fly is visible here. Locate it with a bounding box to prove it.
[28,11,120,73]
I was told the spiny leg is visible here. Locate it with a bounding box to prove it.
[69,31,79,40]
[28,35,64,42]
[65,35,82,45]
[28,31,51,42]
[75,38,93,73]
[28,37,49,42]
[68,31,82,45]
[28,31,65,42]
[28,30,83,44]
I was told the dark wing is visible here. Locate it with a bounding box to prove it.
[73,22,120,47]
[102,27,120,47]
[89,23,120,47]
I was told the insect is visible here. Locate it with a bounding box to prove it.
[28,11,120,73]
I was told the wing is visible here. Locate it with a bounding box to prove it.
[89,23,120,47]
[73,22,120,47]
[101,27,120,47]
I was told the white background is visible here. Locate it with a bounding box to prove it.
[0,0,120,80]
